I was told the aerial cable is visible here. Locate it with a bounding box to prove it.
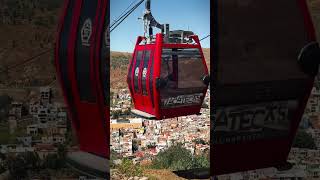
[111,0,144,32]
[111,0,138,25]
[0,48,52,73]
[110,0,140,28]
[110,0,145,32]
[200,34,210,42]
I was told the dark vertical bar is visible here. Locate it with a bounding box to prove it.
[172,48,178,88]
[210,0,218,177]
[149,52,155,107]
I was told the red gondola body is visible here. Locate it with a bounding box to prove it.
[127,33,209,120]
[55,0,109,158]
[212,0,319,176]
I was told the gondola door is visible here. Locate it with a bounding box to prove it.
[131,45,155,115]
[141,48,155,115]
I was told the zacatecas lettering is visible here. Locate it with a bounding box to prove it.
[162,93,203,107]
[215,102,289,132]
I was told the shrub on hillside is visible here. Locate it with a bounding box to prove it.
[118,158,143,177]
[293,129,317,149]
[151,143,209,171]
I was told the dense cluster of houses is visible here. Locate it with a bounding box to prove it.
[110,89,210,164]
[1,87,69,158]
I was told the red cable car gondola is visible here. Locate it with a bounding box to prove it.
[55,0,109,160]
[127,1,210,120]
[212,0,320,176]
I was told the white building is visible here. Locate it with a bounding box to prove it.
[41,135,66,144]
[40,87,51,105]
[27,124,38,135]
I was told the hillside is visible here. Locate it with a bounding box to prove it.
[0,0,318,90]
[110,48,211,90]
[110,51,132,90]
[0,0,62,88]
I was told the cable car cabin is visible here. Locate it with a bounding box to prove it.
[127,31,209,120]
[55,0,109,158]
[212,0,320,176]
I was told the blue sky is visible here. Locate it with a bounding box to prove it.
[110,0,210,52]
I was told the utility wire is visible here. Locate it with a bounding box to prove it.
[1,1,143,74]
[111,0,144,31]
[111,0,144,28]
[200,34,210,41]
[110,0,139,28]
[0,48,52,73]
[110,0,145,32]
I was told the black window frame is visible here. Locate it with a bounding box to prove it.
[149,51,154,107]
[133,51,143,93]
[142,50,151,95]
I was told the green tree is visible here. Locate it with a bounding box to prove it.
[152,143,193,171]
[57,144,67,161]
[44,154,60,170]
[38,169,51,179]
[152,143,210,170]
[7,154,28,179]
[123,108,131,115]
[43,144,67,169]
[0,65,9,85]
[110,149,120,168]
[118,158,143,177]
[147,142,156,149]
[112,110,121,119]
[132,139,140,153]
[193,138,208,145]
[193,155,209,169]
[293,130,317,149]
[0,152,6,174]
[22,152,41,170]
[0,152,5,161]
[0,95,11,121]
[0,95,11,109]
